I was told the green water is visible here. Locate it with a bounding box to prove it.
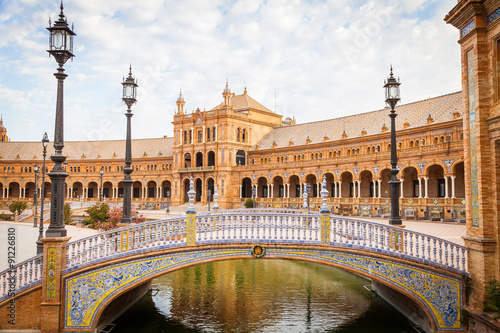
[113,259,416,332]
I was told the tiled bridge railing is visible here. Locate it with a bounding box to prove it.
[0,209,468,302]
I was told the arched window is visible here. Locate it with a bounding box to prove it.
[237,128,241,142]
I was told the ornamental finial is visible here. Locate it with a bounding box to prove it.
[320,176,330,213]
[213,184,219,210]
[187,176,196,213]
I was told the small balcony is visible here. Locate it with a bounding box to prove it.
[178,166,215,173]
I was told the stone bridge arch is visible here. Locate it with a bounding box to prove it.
[62,244,463,332]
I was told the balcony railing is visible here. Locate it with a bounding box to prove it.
[178,166,215,172]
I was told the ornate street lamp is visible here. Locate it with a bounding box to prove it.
[45,3,75,238]
[306,183,311,209]
[384,66,402,225]
[33,165,40,228]
[208,189,211,211]
[37,133,50,254]
[252,187,256,208]
[121,66,138,224]
[166,190,170,214]
[99,166,104,202]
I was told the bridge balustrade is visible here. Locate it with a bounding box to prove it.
[0,210,468,303]
[0,254,43,301]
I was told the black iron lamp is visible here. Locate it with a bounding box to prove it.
[45,3,75,238]
[384,66,402,225]
[121,66,138,224]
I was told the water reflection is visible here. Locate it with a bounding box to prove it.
[113,259,414,332]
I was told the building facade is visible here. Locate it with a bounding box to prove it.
[446,0,500,313]
[0,84,465,221]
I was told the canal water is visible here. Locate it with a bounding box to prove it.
[113,259,416,332]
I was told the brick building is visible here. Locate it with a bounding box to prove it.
[0,83,465,220]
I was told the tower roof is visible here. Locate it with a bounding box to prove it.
[210,91,273,113]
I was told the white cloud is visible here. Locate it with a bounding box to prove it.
[0,0,461,142]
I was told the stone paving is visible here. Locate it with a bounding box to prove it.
[0,205,466,271]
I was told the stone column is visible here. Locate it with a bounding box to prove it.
[286,184,290,198]
[378,180,382,198]
[444,176,449,198]
[357,180,361,198]
[270,184,274,198]
[317,182,321,198]
[451,176,456,199]
[418,178,422,198]
[400,179,404,199]
[339,182,342,198]
[424,177,429,198]
[239,185,242,199]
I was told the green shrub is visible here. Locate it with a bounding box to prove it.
[0,213,12,221]
[8,201,28,215]
[244,198,254,208]
[83,202,110,229]
[485,279,500,312]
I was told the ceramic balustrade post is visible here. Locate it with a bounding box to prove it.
[186,176,196,246]
[320,176,330,245]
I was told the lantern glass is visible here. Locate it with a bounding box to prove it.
[123,84,136,99]
[385,84,400,100]
[34,165,40,173]
[42,132,49,148]
[66,32,72,52]
[52,30,64,50]
[389,85,399,99]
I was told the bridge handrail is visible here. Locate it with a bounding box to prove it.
[1,210,467,302]
[62,215,188,272]
[194,211,468,273]
[0,254,43,302]
[327,215,468,272]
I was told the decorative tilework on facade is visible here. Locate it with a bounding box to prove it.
[467,50,479,228]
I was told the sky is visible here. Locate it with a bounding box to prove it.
[0,0,461,143]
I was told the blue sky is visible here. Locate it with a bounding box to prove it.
[0,0,461,142]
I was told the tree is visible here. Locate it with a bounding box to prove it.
[9,201,28,215]
[244,198,254,208]
[64,203,72,224]
[96,206,146,231]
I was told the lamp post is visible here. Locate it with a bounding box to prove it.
[33,165,40,228]
[252,187,256,208]
[208,189,211,211]
[99,166,104,203]
[121,66,138,224]
[166,190,170,214]
[384,66,402,225]
[45,3,75,238]
[36,133,50,254]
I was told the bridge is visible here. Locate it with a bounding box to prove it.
[0,199,467,333]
